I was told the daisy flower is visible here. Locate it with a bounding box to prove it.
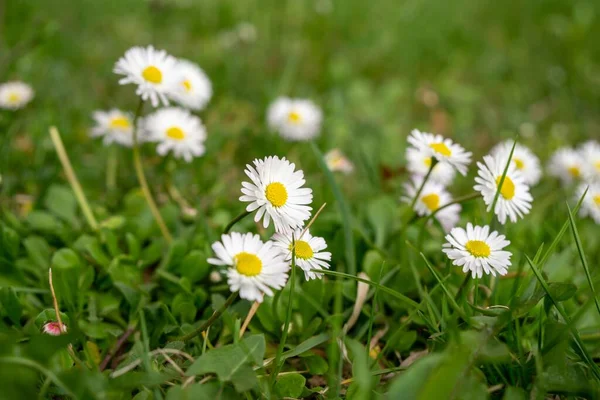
[42,322,67,336]
[402,177,461,232]
[207,232,289,302]
[114,45,178,107]
[325,149,354,174]
[267,97,323,141]
[0,81,34,110]
[406,146,456,186]
[576,183,600,224]
[442,223,511,278]
[143,107,207,162]
[90,109,134,147]
[272,228,331,280]
[240,156,313,233]
[474,154,533,224]
[169,59,212,111]
[548,147,584,185]
[407,129,472,176]
[491,141,542,186]
[580,140,600,184]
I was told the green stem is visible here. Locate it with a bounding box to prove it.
[131,99,173,243]
[175,292,238,342]
[488,139,517,226]
[223,210,252,234]
[408,158,438,211]
[49,126,99,231]
[106,145,118,191]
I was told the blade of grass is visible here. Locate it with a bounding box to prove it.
[488,139,517,227]
[0,357,77,398]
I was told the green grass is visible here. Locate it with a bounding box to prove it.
[1,0,600,399]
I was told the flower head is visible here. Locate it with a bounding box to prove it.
[407,130,472,176]
[240,156,313,233]
[0,81,34,110]
[580,140,600,184]
[208,232,289,302]
[90,109,134,147]
[576,183,600,224]
[491,141,542,186]
[325,149,354,174]
[169,59,212,111]
[143,107,207,162]
[442,223,511,278]
[474,154,533,224]
[402,177,461,232]
[548,147,584,186]
[114,45,178,107]
[406,146,456,186]
[272,228,331,280]
[42,321,68,336]
[267,97,322,141]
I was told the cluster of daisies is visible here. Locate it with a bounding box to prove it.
[208,156,331,302]
[90,46,212,162]
[0,81,34,110]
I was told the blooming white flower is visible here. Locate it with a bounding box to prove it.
[402,177,461,232]
[0,81,34,110]
[272,228,331,280]
[548,147,584,185]
[474,154,533,224]
[143,107,207,162]
[576,183,600,224]
[208,232,289,302]
[407,130,472,176]
[169,59,212,111]
[325,149,354,174]
[267,97,323,141]
[114,45,178,107]
[442,223,511,278]
[42,321,68,336]
[406,146,456,186]
[491,141,542,186]
[240,156,313,233]
[90,109,134,147]
[580,140,600,184]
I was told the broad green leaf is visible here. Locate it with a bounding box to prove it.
[0,287,22,325]
[274,373,306,398]
[44,185,77,224]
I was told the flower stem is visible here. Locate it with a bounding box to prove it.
[131,99,173,243]
[408,158,438,211]
[223,210,252,234]
[175,292,238,342]
[48,126,99,231]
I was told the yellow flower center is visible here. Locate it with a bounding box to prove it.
[594,195,600,207]
[290,240,314,260]
[465,240,491,258]
[166,126,185,140]
[423,157,432,167]
[265,182,288,207]
[495,176,515,200]
[513,158,524,170]
[8,93,20,103]
[594,161,600,171]
[183,79,192,92]
[568,166,580,178]
[109,116,131,131]
[429,142,451,157]
[235,252,262,276]
[421,193,440,211]
[142,66,163,84]
[288,111,302,124]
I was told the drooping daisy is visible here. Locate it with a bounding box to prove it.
[168,59,212,111]
[42,322,67,336]
[474,154,533,224]
[402,177,461,232]
[90,109,135,147]
[442,223,511,278]
[143,107,207,162]
[114,45,178,107]
[580,141,600,184]
[491,141,542,186]
[406,146,456,186]
[272,228,331,280]
[267,97,323,141]
[240,156,313,233]
[207,232,289,302]
[0,81,34,110]
[576,183,600,224]
[548,147,584,185]
[407,129,472,176]
[325,148,354,174]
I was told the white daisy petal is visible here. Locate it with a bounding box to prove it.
[407,129,472,176]
[576,182,600,224]
[168,59,212,111]
[0,81,34,110]
[267,97,322,141]
[490,141,542,186]
[548,147,584,186]
[324,149,354,174]
[90,109,136,147]
[272,228,331,281]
